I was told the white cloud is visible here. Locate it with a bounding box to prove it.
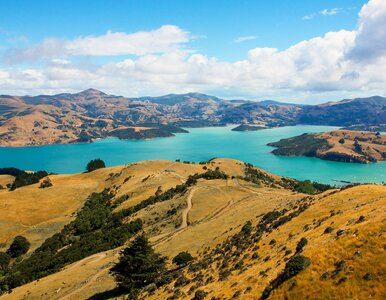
[1,0,386,104]
[321,8,341,16]
[302,15,314,20]
[303,7,343,20]
[348,0,386,61]
[234,36,257,43]
[3,25,190,63]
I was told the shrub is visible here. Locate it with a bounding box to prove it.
[174,275,189,287]
[283,255,311,279]
[261,255,311,299]
[241,221,253,234]
[0,252,11,269]
[192,290,207,300]
[173,251,194,266]
[324,227,334,234]
[86,158,106,172]
[296,237,308,253]
[7,236,30,258]
[39,178,53,188]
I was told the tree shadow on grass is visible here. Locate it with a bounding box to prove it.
[87,287,124,300]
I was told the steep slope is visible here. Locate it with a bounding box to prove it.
[0,159,384,299]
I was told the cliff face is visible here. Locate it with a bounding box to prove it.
[268,130,386,164]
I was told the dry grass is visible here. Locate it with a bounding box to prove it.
[1,159,385,300]
[0,167,119,250]
[319,130,386,162]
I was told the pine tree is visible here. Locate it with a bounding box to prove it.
[111,235,166,298]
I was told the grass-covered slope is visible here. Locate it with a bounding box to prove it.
[268,130,386,164]
[0,159,384,299]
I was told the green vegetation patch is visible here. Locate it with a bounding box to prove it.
[0,167,48,191]
[0,189,142,292]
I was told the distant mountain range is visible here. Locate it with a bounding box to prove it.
[0,89,385,146]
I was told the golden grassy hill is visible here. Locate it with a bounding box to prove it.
[0,159,385,300]
[269,130,386,164]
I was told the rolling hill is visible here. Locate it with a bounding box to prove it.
[0,159,384,299]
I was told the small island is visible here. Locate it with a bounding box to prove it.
[109,124,188,140]
[268,130,386,164]
[232,124,267,131]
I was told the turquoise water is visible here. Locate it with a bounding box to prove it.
[0,125,385,184]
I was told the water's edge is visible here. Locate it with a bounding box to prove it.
[0,125,385,185]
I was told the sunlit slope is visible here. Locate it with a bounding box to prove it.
[0,159,385,300]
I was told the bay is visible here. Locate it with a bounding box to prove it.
[0,125,385,184]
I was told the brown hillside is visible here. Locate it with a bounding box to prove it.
[0,159,384,300]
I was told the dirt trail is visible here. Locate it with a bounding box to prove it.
[179,187,197,229]
[153,187,199,247]
[63,253,106,272]
[57,253,108,300]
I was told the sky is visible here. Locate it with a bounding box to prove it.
[0,0,385,104]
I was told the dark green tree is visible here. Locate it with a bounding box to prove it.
[86,158,106,172]
[111,235,166,298]
[172,251,193,266]
[7,236,30,258]
[0,252,11,269]
[241,221,253,235]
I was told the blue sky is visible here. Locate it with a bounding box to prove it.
[0,0,385,103]
[1,0,366,61]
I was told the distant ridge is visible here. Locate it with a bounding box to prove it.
[0,89,385,146]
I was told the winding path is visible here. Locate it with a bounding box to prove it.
[153,187,199,247]
[57,253,109,300]
[179,187,197,229]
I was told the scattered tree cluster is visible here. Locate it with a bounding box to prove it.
[86,158,106,172]
[0,167,48,191]
[0,189,142,292]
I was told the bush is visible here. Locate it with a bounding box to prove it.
[324,226,334,234]
[261,255,311,299]
[86,158,106,172]
[111,235,166,297]
[7,236,30,258]
[173,251,194,266]
[296,237,308,253]
[192,290,207,300]
[39,178,53,189]
[0,252,11,269]
[241,221,253,234]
